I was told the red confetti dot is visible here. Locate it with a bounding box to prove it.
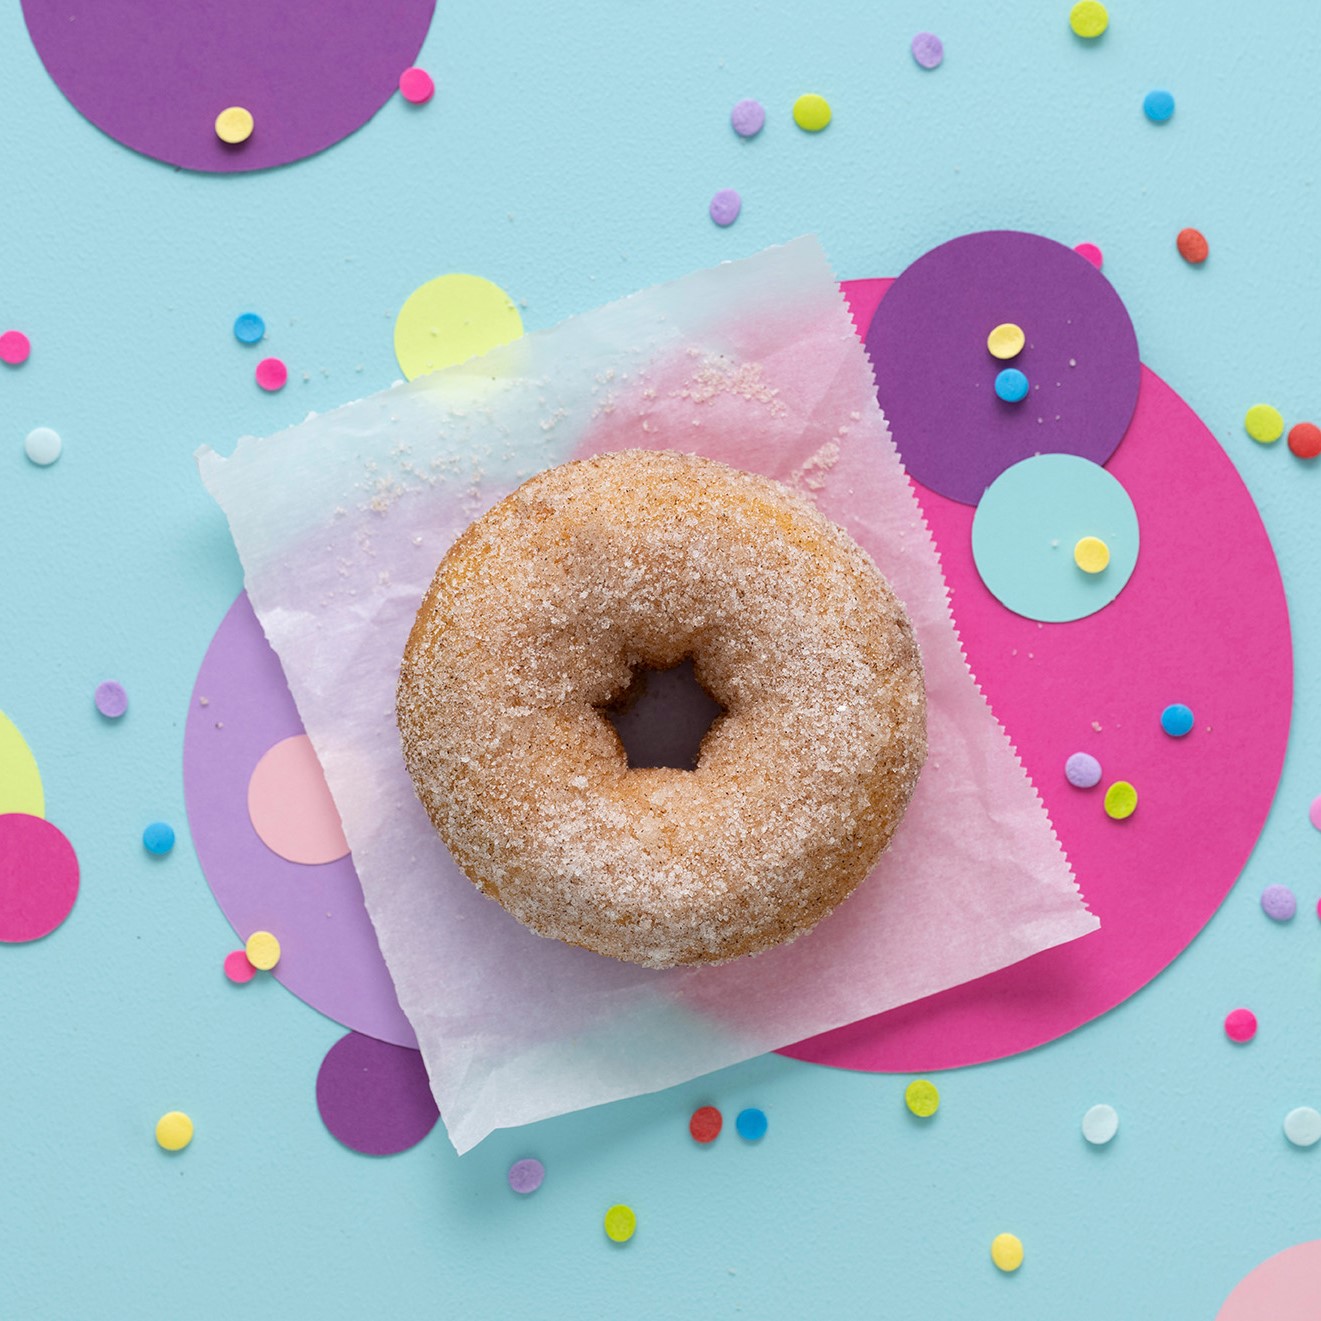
[223,948,257,983]
[0,330,30,365]
[255,357,287,391]
[399,67,434,104]
[1176,228,1209,264]
[1224,1007,1257,1043]
[1288,422,1321,460]
[1074,242,1103,270]
[689,1105,723,1143]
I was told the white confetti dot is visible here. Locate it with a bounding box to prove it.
[24,426,61,466]
[1284,1107,1321,1147]
[1082,1103,1119,1145]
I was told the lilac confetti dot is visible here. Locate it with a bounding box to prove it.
[94,680,128,719]
[315,1031,439,1156]
[1261,884,1297,923]
[709,189,742,228]
[508,1157,545,1194]
[911,32,944,69]
[1065,751,1102,788]
[730,99,765,138]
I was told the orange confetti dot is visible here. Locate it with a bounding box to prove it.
[1176,228,1208,265]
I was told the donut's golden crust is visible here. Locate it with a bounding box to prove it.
[396,449,927,968]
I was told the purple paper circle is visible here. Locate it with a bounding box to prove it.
[316,1031,439,1156]
[184,592,416,1047]
[508,1158,545,1194]
[22,0,435,173]
[709,189,742,227]
[94,680,127,719]
[730,99,766,138]
[911,32,944,69]
[1261,884,1297,922]
[866,231,1141,505]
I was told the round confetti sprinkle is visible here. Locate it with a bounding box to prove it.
[1245,404,1285,444]
[155,1110,193,1152]
[1069,1,1109,38]
[987,323,1025,360]
[689,1105,723,1143]
[94,681,127,719]
[0,714,44,819]
[223,949,257,983]
[730,99,765,138]
[735,1107,768,1141]
[604,1204,637,1243]
[709,188,742,227]
[1103,781,1137,820]
[1284,1107,1321,1148]
[233,312,265,344]
[1160,703,1194,737]
[1143,89,1175,123]
[0,813,79,943]
[393,274,524,382]
[247,734,350,865]
[0,329,31,365]
[214,105,254,144]
[1261,884,1297,923]
[905,1079,940,1118]
[1288,422,1321,460]
[1224,1007,1257,1043]
[1081,1103,1119,1145]
[1310,795,1321,831]
[245,929,281,970]
[255,357,287,392]
[1177,228,1209,265]
[991,1233,1024,1273]
[143,821,175,855]
[995,368,1029,403]
[1073,536,1110,574]
[911,32,944,69]
[792,93,831,132]
[24,427,61,467]
[1065,752,1102,789]
[398,66,434,103]
[316,1030,439,1155]
[1074,241,1103,269]
[508,1157,545,1194]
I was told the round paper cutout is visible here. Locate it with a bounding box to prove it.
[1217,1240,1321,1320]
[0,813,79,943]
[316,1030,438,1155]
[0,711,44,818]
[247,735,350,865]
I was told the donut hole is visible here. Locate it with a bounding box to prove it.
[596,657,728,772]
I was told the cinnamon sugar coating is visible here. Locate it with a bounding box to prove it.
[396,449,927,968]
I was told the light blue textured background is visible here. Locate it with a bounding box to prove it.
[3,2,1319,1317]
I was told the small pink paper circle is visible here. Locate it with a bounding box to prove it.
[1308,795,1321,830]
[247,734,350,866]
[223,949,256,983]
[1074,241,1104,269]
[0,330,30,365]
[1218,1240,1321,1320]
[255,357,287,392]
[399,66,434,103]
[0,813,80,942]
[1224,1007,1257,1043]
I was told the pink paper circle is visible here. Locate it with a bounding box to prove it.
[1074,242,1104,269]
[255,357,287,392]
[223,949,257,984]
[1308,794,1321,830]
[0,330,31,365]
[779,280,1290,1073]
[22,0,436,173]
[398,67,434,104]
[1217,1240,1321,1320]
[316,1031,438,1155]
[247,735,350,865]
[0,813,80,943]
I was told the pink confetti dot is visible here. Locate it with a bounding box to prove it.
[1309,795,1321,831]
[1224,1007,1257,1043]
[399,67,434,104]
[0,813,80,943]
[223,949,257,983]
[248,734,350,865]
[1074,242,1103,270]
[255,357,287,392]
[0,330,31,365]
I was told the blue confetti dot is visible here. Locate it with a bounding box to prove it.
[1143,89,1175,123]
[143,821,176,855]
[233,312,266,345]
[1160,703,1194,737]
[994,368,1029,403]
[735,1107,768,1141]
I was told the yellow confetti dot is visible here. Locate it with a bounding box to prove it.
[604,1204,637,1243]
[214,106,255,145]
[392,274,524,381]
[991,1232,1024,1272]
[792,93,832,133]
[905,1079,940,1118]
[1069,1,1109,39]
[1245,404,1284,444]
[245,929,281,970]
[986,323,1026,360]
[1073,536,1110,574]
[155,1111,194,1152]
[1104,780,1138,820]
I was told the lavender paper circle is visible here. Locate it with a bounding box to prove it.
[866,230,1141,505]
[316,1031,438,1155]
[22,0,435,173]
[184,592,416,1047]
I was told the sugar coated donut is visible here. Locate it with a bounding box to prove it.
[397,449,927,968]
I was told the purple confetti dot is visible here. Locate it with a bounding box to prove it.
[730,98,765,138]
[95,680,128,719]
[1261,884,1297,923]
[508,1157,545,1194]
[315,1031,439,1156]
[709,188,742,228]
[911,32,944,69]
[1065,751,1102,788]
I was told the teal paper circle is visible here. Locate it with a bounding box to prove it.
[971,454,1139,622]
